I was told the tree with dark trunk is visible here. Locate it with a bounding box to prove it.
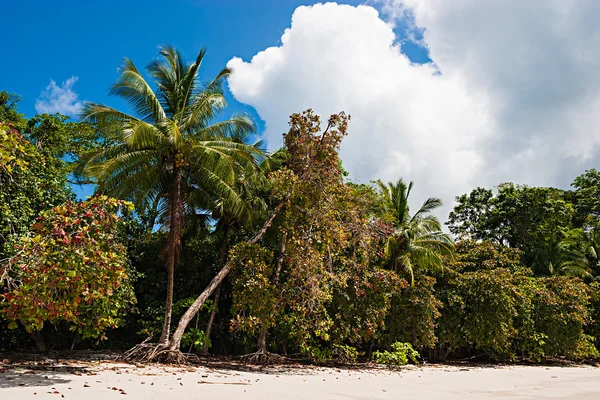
[80,45,261,344]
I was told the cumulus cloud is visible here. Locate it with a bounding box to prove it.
[35,76,83,116]
[227,1,600,221]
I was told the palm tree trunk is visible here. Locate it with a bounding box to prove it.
[168,197,288,351]
[159,167,183,344]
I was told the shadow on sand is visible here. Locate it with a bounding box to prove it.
[0,360,98,389]
[0,368,74,389]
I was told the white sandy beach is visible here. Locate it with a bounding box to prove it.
[1,360,599,400]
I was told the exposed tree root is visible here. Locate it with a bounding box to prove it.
[119,343,198,365]
[239,350,285,365]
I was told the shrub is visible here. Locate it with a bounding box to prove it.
[181,327,211,352]
[300,344,333,364]
[384,275,441,350]
[1,196,136,341]
[586,282,600,351]
[331,269,406,345]
[574,334,600,359]
[137,297,213,343]
[436,269,518,358]
[373,342,419,365]
[332,344,359,363]
[529,276,591,357]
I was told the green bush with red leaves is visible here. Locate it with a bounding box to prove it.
[1,196,136,340]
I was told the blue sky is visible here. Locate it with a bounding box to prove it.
[5,1,324,121]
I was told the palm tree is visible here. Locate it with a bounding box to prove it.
[377,179,454,285]
[532,235,592,278]
[80,45,262,344]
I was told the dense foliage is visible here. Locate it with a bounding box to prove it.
[2,48,600,364]
[1,196,136,344]
[0,122,72,259]
[0,93,98,260]
[228,111,405,360]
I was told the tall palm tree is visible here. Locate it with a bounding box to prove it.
[377,179,454,285]
[80,45,262,344]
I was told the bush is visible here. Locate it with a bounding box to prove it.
[300,344,333,364]
[428,243,598,362]
[511,276,592,359]
[384,275,440,350]
[574,335,600,359]
[331,269,406,345]
[181,328,211,353]
[332,344,359,363]
[528,276,591,357]
[137,297,213,343]
[1,196,136,341]
[586,282,600,351]
[436,269,518,358]
[372,342,419,365]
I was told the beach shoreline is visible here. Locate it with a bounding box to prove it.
[1,357,599,399]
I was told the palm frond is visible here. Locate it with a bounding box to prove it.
[412,197,443,221]
[109,58,167,123]
[197,114,256,140]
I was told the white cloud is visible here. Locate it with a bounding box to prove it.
[227,1,600,221]
[35,76,83,116]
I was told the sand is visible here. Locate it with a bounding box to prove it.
[1,360,599,400]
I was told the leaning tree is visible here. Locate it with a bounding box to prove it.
[122,110,352,362]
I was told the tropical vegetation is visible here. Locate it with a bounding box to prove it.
[1,46,600,365]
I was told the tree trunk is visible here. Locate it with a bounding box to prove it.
[168,198,288,351]
[202,284,220,355]
[31,331,46,352]
[253,231,287,353]
[257,328,267,353]
[274,232,287,285]
[159,167,182,344]
[202,224,229,354]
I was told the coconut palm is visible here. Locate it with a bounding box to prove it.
[377,179,454,285]
[80,45,262,344]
